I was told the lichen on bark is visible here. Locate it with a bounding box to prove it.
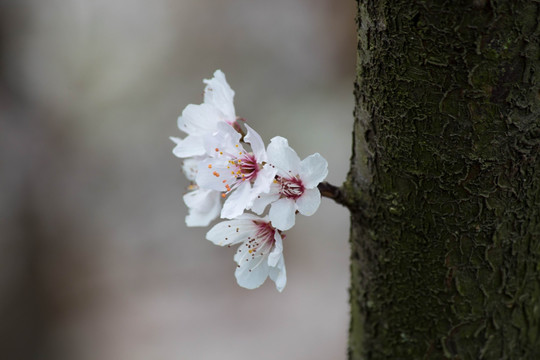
[348,1,540,359]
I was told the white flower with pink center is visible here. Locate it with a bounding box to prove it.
[250,136,328,231]
[170,70,238,158]
[196,122,277,219]
[206,215,286,292]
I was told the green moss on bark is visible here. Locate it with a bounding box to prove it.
[348,1,540,359]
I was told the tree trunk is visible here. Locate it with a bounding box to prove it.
[347,1,540,358]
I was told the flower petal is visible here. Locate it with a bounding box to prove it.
[195,158,235,191]
[250,190,280,215]
[221,181,251,219]
[267,136,301,176]
[269,198,296,230]
[244,124,267,162]
[178,103,222,136]
[299,153,328,188]
[269,256,287,292]
[296,187,321,216]
[203,70,236,122]
[202,122,243,156]
[206,218,257,246]
[184,188,215,211]
[235,257,269,290]
[181,157,201,181]
[267,231,283,267]
[171,135,205,158]
[249,165,278,206]
[234,237,275,290]
[183,189,221,227]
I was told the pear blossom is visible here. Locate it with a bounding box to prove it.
[196,122,277,219]
[170,70,238,158]
[206,214,286,292]
[250,136,328,231]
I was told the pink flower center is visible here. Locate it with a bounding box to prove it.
[253,220,276,243]
[240,221,277,261]
[236,153,259,181]
[225,153,259,188]
[213,146,260,197]
[277,176,305,200]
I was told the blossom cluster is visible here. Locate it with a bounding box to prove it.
[171,70,328,292]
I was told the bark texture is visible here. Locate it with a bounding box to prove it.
[348,1,540,358]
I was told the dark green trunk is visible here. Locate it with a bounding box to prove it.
[348,1,540,358]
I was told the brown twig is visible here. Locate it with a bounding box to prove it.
[318,181,350,208]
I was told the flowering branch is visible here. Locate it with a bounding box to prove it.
[317,181,349,207]
[171,70,340,292]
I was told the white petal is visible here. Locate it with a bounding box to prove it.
[171,135,206,158]
[183,188,217,211]
[206,218,257,246]
[202,122,243,156]
[248,165,278,205]
[299,153,329,188]
[244,124,267,162]
[183,189,221,227]
[203,70,236,122]
[178,103,222,136]
[269,257,287,292]
[181,157,201,181]
[195,158,235,192]
[250,191,280,215]
[267,136,301,176]
[185,208,218,227]
[234,246,270,290]
[235,260,269,290]
[221,181,251,219]
[269,198,296,230]
[267,232,283,267]
[296,187,321,216]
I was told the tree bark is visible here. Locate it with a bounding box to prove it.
[348,1,540,358]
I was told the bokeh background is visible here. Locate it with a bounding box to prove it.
[0,0,355,359]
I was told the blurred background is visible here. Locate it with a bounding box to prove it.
[0,0,355,359]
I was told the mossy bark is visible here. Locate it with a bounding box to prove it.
[348,1,540,358]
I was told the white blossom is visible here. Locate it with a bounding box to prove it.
[206,214,286,292]
[251,136,328,231]
[170,70,237,158]
[183,188,222,227]
[196,122,277,219]
[170,70,331,292]
[177,156,222,227]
